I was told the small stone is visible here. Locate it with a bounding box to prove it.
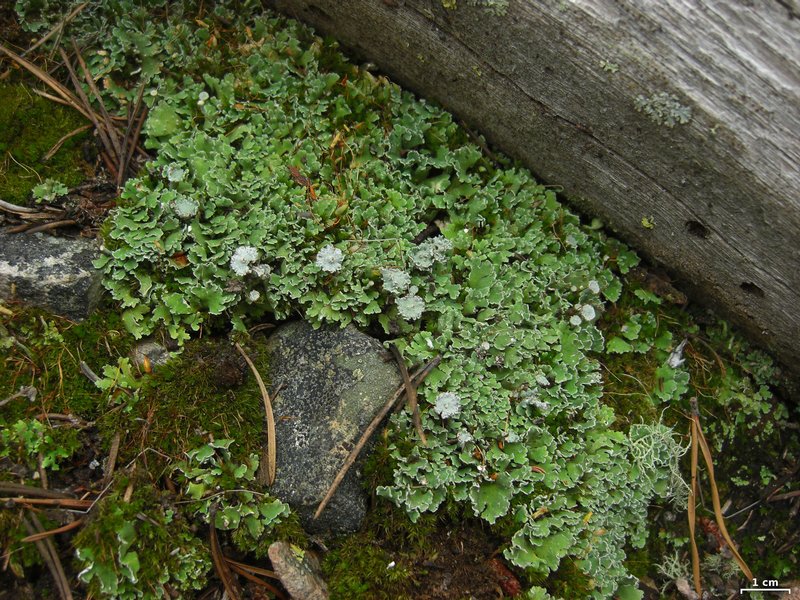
[268,541,328,600]
[265,321,401,533]
[130,340,170,372]
[0,232,102,320]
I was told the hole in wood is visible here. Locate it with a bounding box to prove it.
[305,4,331,21]
[685,220,709,239]
[740,282,765,298]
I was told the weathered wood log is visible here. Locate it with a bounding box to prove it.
[268,0,800,386]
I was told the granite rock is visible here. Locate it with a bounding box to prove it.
[264,321,400,534]
[0,232,101,319]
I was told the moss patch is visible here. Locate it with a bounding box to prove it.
[95,335,269,468]
[0,306,134,421]
[0,84,91,204]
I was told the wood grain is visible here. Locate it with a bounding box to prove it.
[268,0,800,389]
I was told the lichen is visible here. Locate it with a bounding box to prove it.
[634,92,692,128]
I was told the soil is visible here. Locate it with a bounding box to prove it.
[0,5,29,51]
[400,521,518,599]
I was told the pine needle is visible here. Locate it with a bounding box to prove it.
[314,356,440,520]
[234,342,276,486]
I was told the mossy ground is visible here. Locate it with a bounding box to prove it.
[1,233,798,600]
[1,154,798,600]
[0,304,290,596]
[1,4,798,598]
[0,83,92,205]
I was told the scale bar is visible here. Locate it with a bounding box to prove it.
[740,589,791,594]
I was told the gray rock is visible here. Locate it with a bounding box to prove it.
[268,541,328,600]
[0,232,102,320]
[265,321,400,534]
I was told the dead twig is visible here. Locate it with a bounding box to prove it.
[390,343,426,446]
[24,219,77,234]
[0,1,88,78]
[769,489,800,501]
[116,84,146,188]
[0,385,37,408]
[248,323,275,335]
[79,360,100,383]
[0,43,89,120]
[31,88,73,108]
[4,497,93,510]
[38,452,50,490]
[58,47,116,163]
[104,433,121,486]
[224,557,279,580]
[37,413,94,429]
[225,561,288,599]
[0,482,73,499]
[23,514,73,600]
[71,39,122,161]
[234,342,276,486]
[21,518,84,543]
[209,506,243,600]
[43,123,93,161]
[687,397,753,598]
[0,199,40,214]
[315,356,441,520]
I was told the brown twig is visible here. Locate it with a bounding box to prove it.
[234,342,276,486]
[3,2,88,65]
[224,557,279,580]
[117,84,146,188]
[0,199,40,214]
[31,88,73,107]
[0,385,37,408]
[769,489,800,501]
[5,497,93,510]
[71,39,122,160]
[23,514,73,600]
[24,219,77,234]
[688,397,753,598]
[43,123,93,161]
[38,452,50,490]
[104,433,121,486]
[79,360,101,383]
[248,323,276,335]
[0,43,89,119]
[0,482,73,499]
[58,47,116,161]
[4,223,35,233]
[21,518,84,543]
[209,507,242,600]
[314,356,441,520]
[225,561,288,599]
[100,149,119,179]
[390,344,426,446]
[37,413,93,428]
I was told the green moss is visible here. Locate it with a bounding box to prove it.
[0,84,91,204]
[528,558,594,599]
[0,509,44,578]
[0,306,134,420]
[95,335,268,467]
[324,538,414,600]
